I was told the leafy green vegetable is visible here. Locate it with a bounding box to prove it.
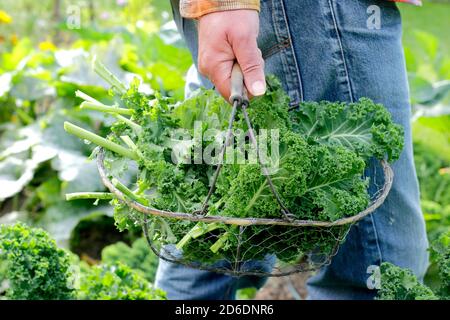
[0,223,167,300]
[209,132,369,223]
[101,238,159,283]
[378,231,450,300]
[0,222,75,300]
[431,232,450,299]
[377,262,438,300]
[291,98,404,162]
[77,262,166,300]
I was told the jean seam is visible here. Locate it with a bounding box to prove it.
[369,214,384,264]
[326,0,354,103]
[270,0,303,104]
[279,0,304,102]
[364,161,384,266]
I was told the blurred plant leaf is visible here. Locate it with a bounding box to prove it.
[0,144,56,202]
[10,75,56,101]
[1,38,33,71]
[414,31,439,62]
[38,201,113,248]
[35,177,62,207]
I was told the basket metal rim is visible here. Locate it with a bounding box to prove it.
[96,147,394,228]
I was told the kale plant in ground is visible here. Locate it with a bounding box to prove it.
[0,222,166,300]
[377,231,449,300]
[77,262,166,300]
[0,222,75,300]
[101,237,159,283]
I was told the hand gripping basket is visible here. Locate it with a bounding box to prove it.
[96,64,394,277]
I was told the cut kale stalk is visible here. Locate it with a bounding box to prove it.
[63,122,138,160]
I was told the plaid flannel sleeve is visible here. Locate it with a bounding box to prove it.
[180,0,260,19]
[179,0,421,19]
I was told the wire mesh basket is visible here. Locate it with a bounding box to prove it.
[95,63,394,276]
[97,151,393,277]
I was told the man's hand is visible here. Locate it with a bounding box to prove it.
[198,10,265,101]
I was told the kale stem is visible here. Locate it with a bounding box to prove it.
[176,223,202,250]
[64,122,138,160]
[76,90,141,133]
[175,232,193,251]
[175,222,201,250]
[191,223,222,239]
[120,135,137,149]
[120,135,143,158]
[66,192,114,201]
[112,178,148,205]
[210,225,237,253]
[80,101,132,115]
[210,232,230,253]
[115,114,142,133]
[75,90,102,104]
[176,222,223,251]
[92,56,127,95]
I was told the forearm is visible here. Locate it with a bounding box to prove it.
[180,0,260,19]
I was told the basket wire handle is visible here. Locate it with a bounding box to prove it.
[197,63,295,221]
[240,104,295,221]
[194,102,238,215]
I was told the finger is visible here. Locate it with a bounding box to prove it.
[232,36,266,96]
[197,39,235,101]
[209,59,235,101]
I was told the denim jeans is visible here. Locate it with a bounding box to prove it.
[155,0,429,300]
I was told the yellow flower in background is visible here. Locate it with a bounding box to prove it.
[439,167,450,175]
[10,34,18,45]
[39,40,57,51]
[0,10,12,24]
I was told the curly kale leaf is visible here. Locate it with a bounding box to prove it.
[431,231,450,299]
[218,131,311,219]
[101,238,159,283]
[0,223,75,300]
[298,144,369,221]
[77,262,166,300]
[377,262,438,300]
[136,160,208,213]
[291,98,404,162]
[218,132,368,222]
[237,76,292,132]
